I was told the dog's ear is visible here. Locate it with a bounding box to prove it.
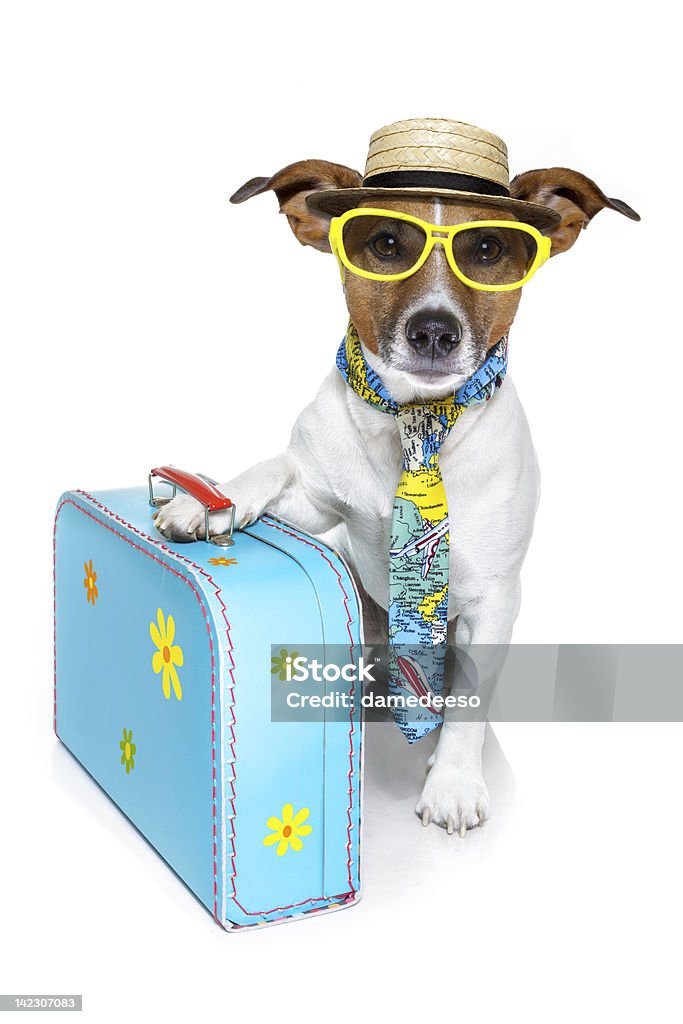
[229,159,362,253]
[510,167,640,256]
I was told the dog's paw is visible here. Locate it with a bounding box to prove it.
[214,476,268,531]
[152,477,266,542]
[416,762,489,836]
[153,493,214,542]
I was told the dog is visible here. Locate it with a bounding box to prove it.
[154,119,639,835]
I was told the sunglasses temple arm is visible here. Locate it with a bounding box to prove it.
[329,222,346,283]
[332,249,345,283]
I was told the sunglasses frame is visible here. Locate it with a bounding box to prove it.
[329,207,552,292]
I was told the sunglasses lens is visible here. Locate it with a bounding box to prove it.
[341,215,428,277]
[452,226,538,286]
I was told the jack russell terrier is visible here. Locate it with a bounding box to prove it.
[154,118,639,835]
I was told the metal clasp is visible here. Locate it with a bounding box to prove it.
[148,474,176,508]
[205,504,236,547]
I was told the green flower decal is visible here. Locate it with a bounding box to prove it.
[270,648,300,681]
[120,728,136,774]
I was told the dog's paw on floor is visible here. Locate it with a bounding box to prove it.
[416,760,489,836]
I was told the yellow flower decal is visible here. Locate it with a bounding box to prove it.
[83,559,98,605]
[120,728,136,774]
[271,648,300,681]
[208,556,239,567]
[263,804,312,856]
[150,608,184,700]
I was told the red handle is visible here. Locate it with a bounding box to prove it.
[150,466,233,511]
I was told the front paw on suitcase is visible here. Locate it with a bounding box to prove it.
[153,494,229,542]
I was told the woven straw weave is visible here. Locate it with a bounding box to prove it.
[364,118,509,188]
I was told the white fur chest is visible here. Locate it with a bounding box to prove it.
[296,369,540,616]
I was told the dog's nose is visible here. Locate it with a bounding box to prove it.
[405,311,462,358]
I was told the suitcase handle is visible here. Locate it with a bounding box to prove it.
[148,465,236,547]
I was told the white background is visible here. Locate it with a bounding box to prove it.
[1,2,681,1021]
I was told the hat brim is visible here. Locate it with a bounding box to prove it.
[306,186,561,233]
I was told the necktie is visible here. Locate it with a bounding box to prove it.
[337,320,508,742]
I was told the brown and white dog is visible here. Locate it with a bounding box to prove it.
[155,140,638,835]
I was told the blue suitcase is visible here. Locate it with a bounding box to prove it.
[53,467,363,929]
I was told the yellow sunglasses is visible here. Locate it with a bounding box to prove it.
[329,207,552,292]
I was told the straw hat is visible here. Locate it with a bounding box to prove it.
[306,117,561,232]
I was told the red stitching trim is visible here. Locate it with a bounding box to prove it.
[232,890,356,917]
[55,493,359,922]
[53,509,59,740]
[231,890,359,929]
[259,518,358,893]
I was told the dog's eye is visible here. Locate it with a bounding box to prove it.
[370,233,400,259]
[474,236,504,263]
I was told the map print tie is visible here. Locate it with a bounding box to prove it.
[336,320,508,742]
[389,401,461,740]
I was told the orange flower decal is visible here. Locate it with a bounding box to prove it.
[83,559,98,605]
[208,557,239,567]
